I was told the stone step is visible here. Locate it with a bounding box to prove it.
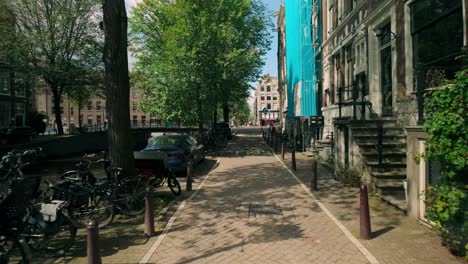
[371,171,407,180]
[361,149,406,156]
[357,141,405,147]
[376,192,407,211]
[351,127,404,137]
[363,155,406,164]
[375,180,405,189]
[367,164,406,174]
[350,119,398,128]
[366,161,406,167]
[354,136,406,145]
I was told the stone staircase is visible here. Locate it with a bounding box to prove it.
[351,118,407,211]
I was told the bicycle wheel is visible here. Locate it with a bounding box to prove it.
[167,175,181,196]
[70,194,114,229]
[25,212,76,257]
[117,179,146,216]
[0,235,29,264]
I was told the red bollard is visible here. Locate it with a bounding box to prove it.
[311,159,317,191]
[281,143,285,160]
[291,149,296,171]
[186,159,193,192]
[87,220,102,264]
[144,185,155,237]
[360,185,372,240]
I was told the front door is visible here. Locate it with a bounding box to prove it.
[380,24,393,116]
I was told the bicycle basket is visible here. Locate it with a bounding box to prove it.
[52,185,89,208]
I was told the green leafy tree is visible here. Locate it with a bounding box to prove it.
[0,0,103,135]
[423,67,468,257]
[130,0,271,133]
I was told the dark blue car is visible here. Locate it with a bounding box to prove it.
[142,134,204,173]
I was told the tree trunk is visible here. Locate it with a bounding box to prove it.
[103,0,134,176]
[223,102,229,123]
[51,86,64,135]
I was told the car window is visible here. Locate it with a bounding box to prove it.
[147,135,183,148]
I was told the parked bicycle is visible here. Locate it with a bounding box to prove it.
[0,148,76,263]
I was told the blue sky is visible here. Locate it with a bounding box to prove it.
[261,0,282,78]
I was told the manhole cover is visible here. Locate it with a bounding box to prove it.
[250,204,282,216]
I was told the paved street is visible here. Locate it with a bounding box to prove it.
[143,129,373,264]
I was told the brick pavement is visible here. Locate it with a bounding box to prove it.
[280,145,466,264]
[144,134,374,264]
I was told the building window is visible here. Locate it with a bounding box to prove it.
[131,87,137,98]
[70,107,74,115]
[267,103,271,109]
[411,1,463,87]
[0,74,10,95]
[132,102,138,112]
[132,115,138,126]
[260,96,265,101]
[60,107,64,114]
[87,115,93,125]
[266,85,271,92]
[96,101,102,111]
[273,96,277,100]
[142,115,146,126]
[87,101,92,111]
[15,83,25,97]
[0,102,10,127]
[266,96,271,101]
[96,115,102,124]
[260,86,264,91]
[273,103,278,110]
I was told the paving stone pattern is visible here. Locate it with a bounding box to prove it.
[146,134,370,264]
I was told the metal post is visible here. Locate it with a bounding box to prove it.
[360,185,372,240]
[144,185,155,237]
[186,159,193,192]
[291,149,296,171]
[274,132,279,152]
[311,159,317,191]
[87,220,102,264]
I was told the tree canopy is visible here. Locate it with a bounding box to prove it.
[130,0,271,130]
[0,0,103,134]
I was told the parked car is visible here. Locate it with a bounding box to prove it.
[215,121,232,140]
[0,127,37,145]
[142,134,204,173]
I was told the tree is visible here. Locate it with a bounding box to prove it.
[103,0,134,175]
[1,0,103,135]
[130,0,271,134]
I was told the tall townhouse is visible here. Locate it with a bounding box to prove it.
[318,0,467,218]
[254,76,280,126]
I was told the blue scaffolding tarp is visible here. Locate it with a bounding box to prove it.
[285,0,317,118]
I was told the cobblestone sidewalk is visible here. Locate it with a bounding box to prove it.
[279,143,466,264]
[143,134,376,264]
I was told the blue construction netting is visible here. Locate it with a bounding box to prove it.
[285,0,317,118]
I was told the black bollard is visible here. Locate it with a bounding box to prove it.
[281,143,285,160]
[291,149,296,171]
[87,219,102,264]
[272,132,276,149]
[144,185,155,237]
[186,159,193,192]
[311,159,317,191]
[360,185,372,240]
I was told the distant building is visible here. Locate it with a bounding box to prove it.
[0,9,31,129]
[254,75,280,126]
[33,86,160,133]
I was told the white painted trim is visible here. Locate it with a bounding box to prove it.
[272,152,380,264]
